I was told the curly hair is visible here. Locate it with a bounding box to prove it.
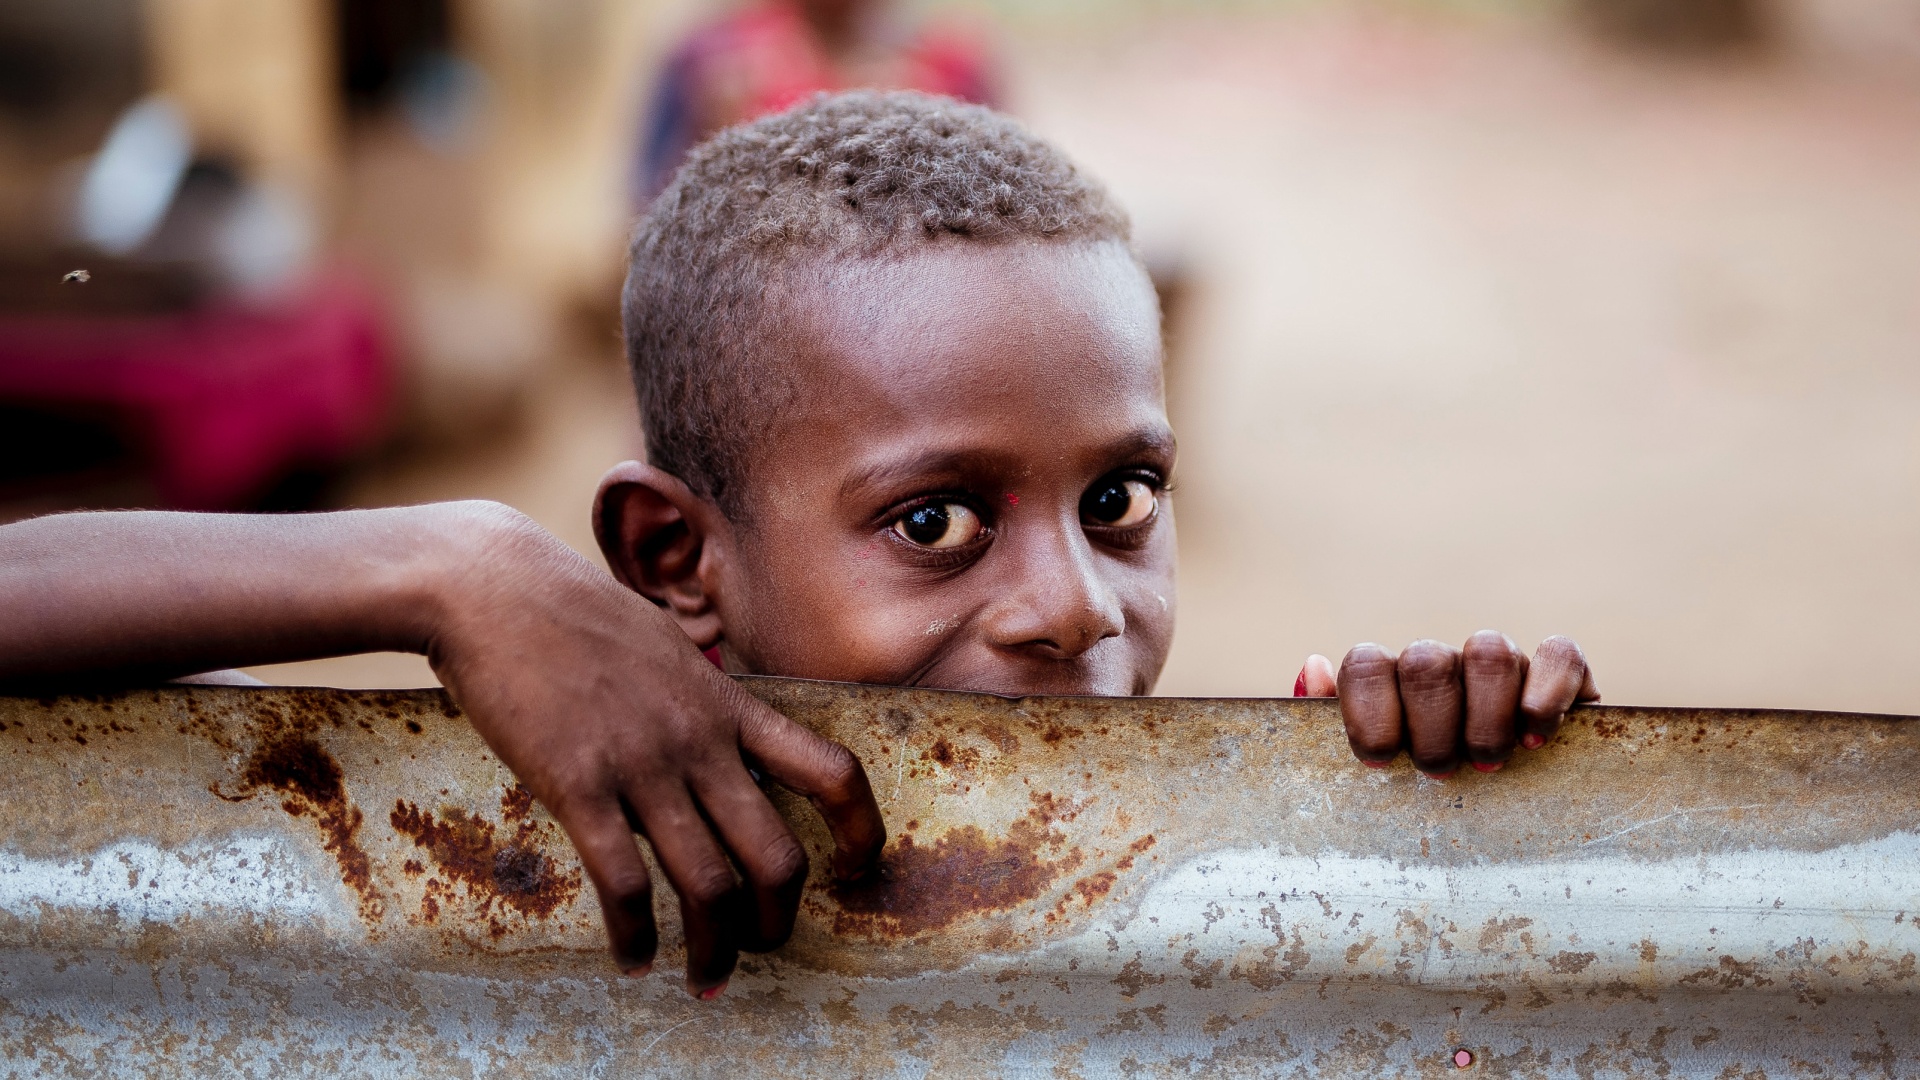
[622,89,1135,518]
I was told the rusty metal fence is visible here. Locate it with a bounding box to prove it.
[2,680,1917,1077]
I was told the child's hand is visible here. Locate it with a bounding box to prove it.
[433,516,886,998]
[0,504,884,1000]
[1295,633,1599,776]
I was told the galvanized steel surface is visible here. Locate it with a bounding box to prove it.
[1,680,1918,1077]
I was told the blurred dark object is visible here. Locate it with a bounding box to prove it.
[0,404,131,491]
[0,270,392,510]
[638,0,999,202]
[0,0,147,252]
[1577,0,1770,50]
[0,0,143,144]
[337,0,452,115]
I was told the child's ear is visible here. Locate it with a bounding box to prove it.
[592,461,728,649]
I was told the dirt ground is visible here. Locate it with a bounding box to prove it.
[253,10,1920,714]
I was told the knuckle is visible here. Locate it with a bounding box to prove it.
[679,864,741,909]
[1397,642,1460,687]
[542,776,613,821]
[597,864,653,902]
[757,836,809,887]
[812,741,864,796]
[1535,635,1584,668]
[1463,630,1521,667]
[1342,642,1397,674]
[1339,647,1399,698]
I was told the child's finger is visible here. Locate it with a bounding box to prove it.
[1336,643,1404,765]
[1294,654,1337,697]
[628,785,748,998]
[1518,635,1594,748]
[1461,630,1525,770]
[690,765,810,953]
[551,795,658,976]
[734,693,886,880]
[1396,640,1463,777]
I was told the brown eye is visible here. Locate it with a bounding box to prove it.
[893,502,983,549]
[1082,478,1157,528]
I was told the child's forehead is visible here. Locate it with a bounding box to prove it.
[778,240,1163,397]
[746,240,1170,494]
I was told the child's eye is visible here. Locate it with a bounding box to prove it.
[1081,478,1158,529]
[893,502,984,549]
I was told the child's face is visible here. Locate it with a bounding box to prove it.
[713,241,1176,697]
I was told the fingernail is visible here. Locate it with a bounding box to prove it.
[1472,761,1503,773]
[1293,667,1308,697]
[622,963,652,978]
[1361,759,1389,769]
[1522,734,1545,750]
[698,982,728,1001]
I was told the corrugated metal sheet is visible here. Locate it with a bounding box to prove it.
[1,680,1917,1077]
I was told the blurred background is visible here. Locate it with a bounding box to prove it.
[1,0,1916,710]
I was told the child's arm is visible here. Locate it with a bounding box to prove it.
[0,503,885,998]
[1297,633,1599,776]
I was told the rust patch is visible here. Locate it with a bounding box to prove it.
[500,782,536,822]
[1071,872,1116,905]
[1476,915,1534,952]
[1040,722,1084,745]
[1548,950,1598,975]
[221,731,383,922]
[1678,954,1774,990]
[921,738,981,772]
[1028,789,1081,825]
[389,795,580,935]
[975,721,1018,754]
[826,793,1084,939]
[1114,956,1167,997]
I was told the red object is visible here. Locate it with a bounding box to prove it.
[1293,667,1308,697]
[639,1,999,199]
[0,272,391,509]
[703,645,725,669]
[693,3,992,119]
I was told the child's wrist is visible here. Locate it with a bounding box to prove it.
[413,500,599,658]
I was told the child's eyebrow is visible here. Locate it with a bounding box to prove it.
[839,428,1177,500]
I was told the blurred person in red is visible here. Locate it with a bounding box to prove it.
[635,0,998,202]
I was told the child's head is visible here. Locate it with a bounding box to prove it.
[598,91,1175,696]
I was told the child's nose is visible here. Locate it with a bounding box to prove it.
[981,523,1125,660]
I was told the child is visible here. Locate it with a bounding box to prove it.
[0,91,1597,1001]
[636,0,997,201]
